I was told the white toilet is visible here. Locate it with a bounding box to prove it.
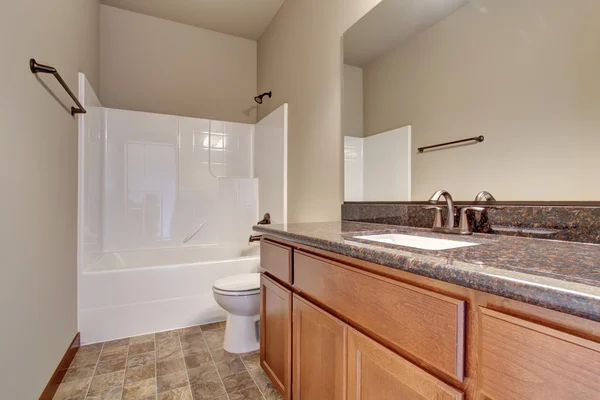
[213,273,261,353]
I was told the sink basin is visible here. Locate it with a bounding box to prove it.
[353,233,480,250]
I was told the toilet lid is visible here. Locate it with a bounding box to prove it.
[213,273,260,292]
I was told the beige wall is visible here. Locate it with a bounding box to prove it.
[0,0,99,398]
[100,5,258,123]
[363,0,600,201]
[258,0,381,222]
[343,64,364,138]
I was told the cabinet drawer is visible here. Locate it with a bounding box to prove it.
[260,239,292,284]
[480,307,600,400]
[348,327,463,400]
[294,251,465,381]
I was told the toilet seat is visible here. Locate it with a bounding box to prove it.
[213,273,260,296]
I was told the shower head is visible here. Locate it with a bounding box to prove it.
[254,91,272,104]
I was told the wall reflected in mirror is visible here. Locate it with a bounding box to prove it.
[343,0,600,201]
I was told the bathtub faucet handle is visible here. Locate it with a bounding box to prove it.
[257,213,271,225]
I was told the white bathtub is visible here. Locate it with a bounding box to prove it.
[87,245,260,272]
[78,245,260,344]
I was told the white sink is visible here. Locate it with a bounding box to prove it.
[353,233,480,251]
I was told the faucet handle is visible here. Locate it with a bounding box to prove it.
[425,206,445,228]
[257,213,271,225]
[458,206,486,233]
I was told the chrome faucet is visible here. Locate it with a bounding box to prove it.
[475,191,496,202]
[428,190,455,229]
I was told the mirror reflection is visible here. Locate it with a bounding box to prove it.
[343,0,600,201]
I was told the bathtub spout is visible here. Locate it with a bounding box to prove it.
[249,235,262,243]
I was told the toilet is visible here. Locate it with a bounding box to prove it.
[213,273,261,353]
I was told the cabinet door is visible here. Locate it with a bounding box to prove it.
[479,307,600,400]
[348,328,463,400]
[293,295,347,400]
[260,274,292,400]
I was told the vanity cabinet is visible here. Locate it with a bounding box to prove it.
[260,274,292,400]
[259,237,600,400]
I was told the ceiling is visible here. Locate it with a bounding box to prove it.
[100,0,286,41]
[344,0,470,67]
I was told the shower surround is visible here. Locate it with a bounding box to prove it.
[77,74,287,343]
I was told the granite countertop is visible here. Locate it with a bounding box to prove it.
[253,221,600,322]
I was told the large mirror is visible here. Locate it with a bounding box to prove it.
[343,0,600,202]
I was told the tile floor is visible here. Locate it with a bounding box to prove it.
[53,322,282,400]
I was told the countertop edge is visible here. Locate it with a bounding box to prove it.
[254,226,600,322]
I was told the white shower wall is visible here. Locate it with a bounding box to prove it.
[78,73,105,267]
[344,125,412,201]
[344,136,364,202]
[255,104,288,224]
[78,78,288,262]
[102,109,258,253]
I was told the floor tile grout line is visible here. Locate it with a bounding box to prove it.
[200,326,231,400]
[118,340,130,400]
[239,354,267,400]
[82,341,105,400]
[176,329,193,399]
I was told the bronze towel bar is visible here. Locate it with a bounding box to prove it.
[418,135,484,153]
[30,58,86,116]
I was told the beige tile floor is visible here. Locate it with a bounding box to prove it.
[53,321,282,400]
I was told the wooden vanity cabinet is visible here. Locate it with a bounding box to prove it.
[260,274,292,400]
[259,236,600,400]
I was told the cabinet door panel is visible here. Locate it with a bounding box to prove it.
[260,274,292,400]
[480,307,600,400]
[348,328,463,400]
[293,295,347,400]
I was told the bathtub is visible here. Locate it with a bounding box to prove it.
[78,244,260,344]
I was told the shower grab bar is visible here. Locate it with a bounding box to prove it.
[183,218,208,244]
[30,58,87,116]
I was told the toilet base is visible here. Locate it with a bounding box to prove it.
[223,313,260,354]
